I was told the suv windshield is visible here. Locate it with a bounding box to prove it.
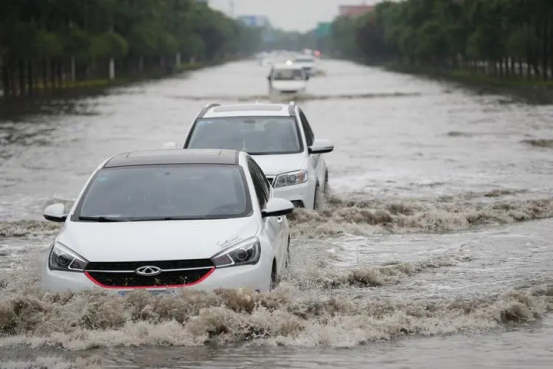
[272,69,304,81]
[74,164,251,221]
[186,116,303,155]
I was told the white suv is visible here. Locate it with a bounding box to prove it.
[163,102,334,209]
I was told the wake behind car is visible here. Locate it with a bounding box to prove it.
[41,149,294,294]
[162,102,334,210]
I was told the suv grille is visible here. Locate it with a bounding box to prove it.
[85,259,214,288]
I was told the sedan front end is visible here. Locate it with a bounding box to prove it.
[42,237,273,294]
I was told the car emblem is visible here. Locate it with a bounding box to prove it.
[135,266,162,276]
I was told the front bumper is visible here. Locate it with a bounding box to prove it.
[41,255,272,294]
[270,180,314,209]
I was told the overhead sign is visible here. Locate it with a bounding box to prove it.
[315,22,332,38]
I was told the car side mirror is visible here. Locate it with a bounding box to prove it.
[305,75,310,80]
[43,203,67,223]
[308,138,334,154]
[267,76,271,81]
[162,142,178,150]
[262,198,294,218]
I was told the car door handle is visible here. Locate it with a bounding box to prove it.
[277,216,284,224]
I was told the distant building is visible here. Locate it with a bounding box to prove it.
[339,5,375,18]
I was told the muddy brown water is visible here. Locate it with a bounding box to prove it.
[0,60,552,368]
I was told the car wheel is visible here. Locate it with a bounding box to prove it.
[285,236,291,269]
[270,260,278,290]
[313,182,320,210]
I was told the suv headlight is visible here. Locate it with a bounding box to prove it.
[48,242,89,272]
[274,170,308,188]
[211,237,261,268]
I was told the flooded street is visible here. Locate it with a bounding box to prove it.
[1,59,552,368]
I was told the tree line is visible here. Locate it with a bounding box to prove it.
[0,0,261,96]
[324,0,553,82]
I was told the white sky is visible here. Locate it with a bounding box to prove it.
[208,0,382,31]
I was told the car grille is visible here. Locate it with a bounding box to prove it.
[85,259,214,288]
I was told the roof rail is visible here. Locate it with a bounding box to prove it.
[197,103,221,119]
[288,101,296,116]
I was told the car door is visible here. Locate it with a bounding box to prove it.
[299,109,325,186]
[247,157,287,270]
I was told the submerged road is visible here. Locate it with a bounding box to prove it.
[0,59,552,368]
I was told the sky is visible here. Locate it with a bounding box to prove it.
[208,0,381,32]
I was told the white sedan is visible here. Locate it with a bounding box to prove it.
[41,149,294,294]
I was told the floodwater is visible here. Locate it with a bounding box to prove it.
[0,59,552,368]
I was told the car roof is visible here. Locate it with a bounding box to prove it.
[203,103,293,118]
[103,149,239,168]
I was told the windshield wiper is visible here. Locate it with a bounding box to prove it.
[78,216,128,222]
[128,216,193,221]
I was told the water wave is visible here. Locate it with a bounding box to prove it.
[168,91,422,103]
[288,254,468,289]
[290,193,553,238]
[0,221,60,238]
[2,190,551,240]
[521,139,553,148]
[0,356,101,369]
[0,278,550,350]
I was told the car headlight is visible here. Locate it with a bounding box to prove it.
[48,242,89,272]
[274,170,308,188]
[211,237,261,268]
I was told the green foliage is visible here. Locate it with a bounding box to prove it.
[0,0,261,63]
[321,0,553,79]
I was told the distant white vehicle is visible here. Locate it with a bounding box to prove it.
[267,63,309,96]
[293,55,317,76]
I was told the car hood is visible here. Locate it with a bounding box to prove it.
[57,217,259,262]
[271,80,306,91]
[251,153,307,177]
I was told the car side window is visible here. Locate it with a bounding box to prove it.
[299,110,315,147]
[247,159,268,209]
[249,158,270,198]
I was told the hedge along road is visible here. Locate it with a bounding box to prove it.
[0,59,552,368]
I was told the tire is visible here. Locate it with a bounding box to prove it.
[270,261,278,290]
[285,236,291,270]
[313,182,320,210]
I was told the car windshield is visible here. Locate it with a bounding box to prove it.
[74,164,251,221]
[186,117,302,155]
[272,69,304,81]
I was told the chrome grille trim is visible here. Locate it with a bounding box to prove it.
[86,266,214,274]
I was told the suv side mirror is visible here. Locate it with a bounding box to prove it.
[308,138,334,154]
[162,142,178,149]
[305,75,310,81]
[262,198,294,218]
[44,203,67,223]
[267,75,271,81]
